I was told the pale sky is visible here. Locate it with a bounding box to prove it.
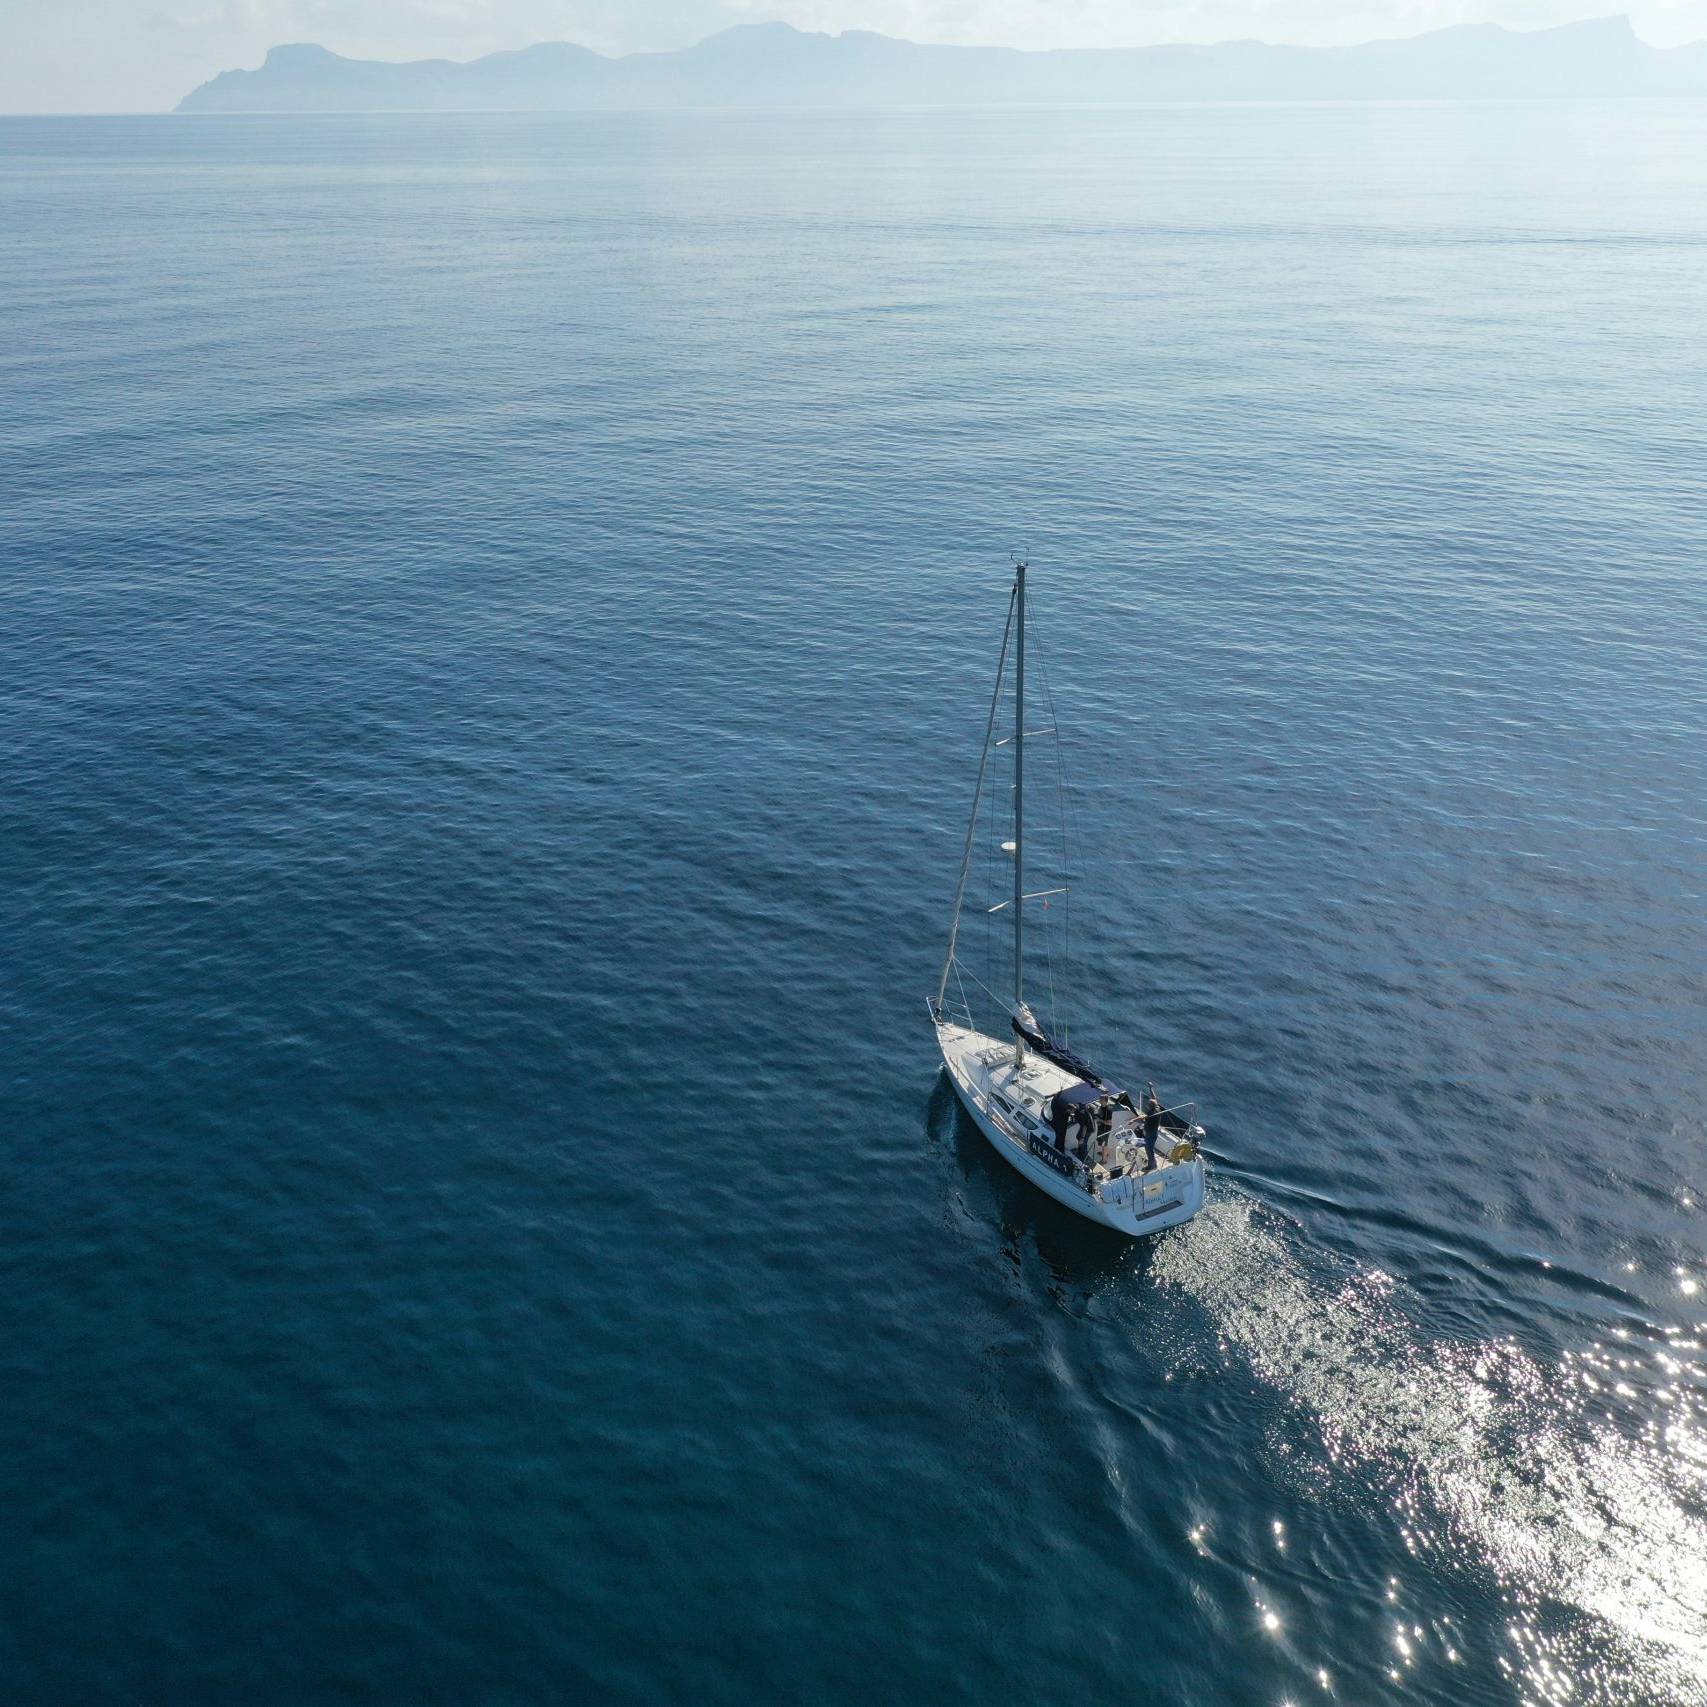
[4,0,1706,113]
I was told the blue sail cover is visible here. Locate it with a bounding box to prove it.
[1010,1014,1127,1099]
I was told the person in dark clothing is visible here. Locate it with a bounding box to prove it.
[1048,1095,1070,1152]
[1142,1085,1163,1172]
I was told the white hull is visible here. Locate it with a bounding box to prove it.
[937,1020,1205,1237]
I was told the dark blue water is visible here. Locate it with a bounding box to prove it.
[3,103,1705,1705]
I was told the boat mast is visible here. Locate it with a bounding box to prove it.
[1012,560,1026,1063]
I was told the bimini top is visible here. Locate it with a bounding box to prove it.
[1051,1082,1105,1111]
[1011,1012,1128,1101]
[1045,1078,1108,1147]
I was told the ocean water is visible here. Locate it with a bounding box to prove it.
[2,102,1704,1705]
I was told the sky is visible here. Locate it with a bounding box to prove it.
[4,0,1707,113]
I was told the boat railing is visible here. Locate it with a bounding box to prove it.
[1155,1101,1198,1139]
[1102,1101,1196,1144]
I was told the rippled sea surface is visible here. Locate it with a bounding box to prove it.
[3,103,1705,1704]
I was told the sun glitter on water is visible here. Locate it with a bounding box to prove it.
[1153,1196,1707,1705]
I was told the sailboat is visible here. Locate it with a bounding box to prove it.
[928,561,1208,1236]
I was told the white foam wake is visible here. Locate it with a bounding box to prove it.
[1152,1196,1707,1704]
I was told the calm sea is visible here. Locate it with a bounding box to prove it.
[2,102,1704,1705]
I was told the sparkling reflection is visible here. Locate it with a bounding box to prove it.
[1154,1197,1707,1704]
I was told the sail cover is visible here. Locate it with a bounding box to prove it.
[1010,1013,1128,1099]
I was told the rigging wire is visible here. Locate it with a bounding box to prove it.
[941,566,1086,1051]
[936,583,1017,1026]
[954,957,1023,1025]
[983,767,994,1034]
[983,659,1004,1035]
[1027,588,1077,1047]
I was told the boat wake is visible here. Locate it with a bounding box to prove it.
[1152,1195,1707,1705]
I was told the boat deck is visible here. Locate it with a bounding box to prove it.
[939,1023,1189,1182]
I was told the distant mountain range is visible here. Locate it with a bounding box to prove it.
[177,16,1707,114]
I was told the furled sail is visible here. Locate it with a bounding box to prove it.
[1009,1012,1127,1099]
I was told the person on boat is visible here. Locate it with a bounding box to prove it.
[1048,1095,1071,1153]
[1142,1086,1163,1172]
[1093,1095,1113,1159]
